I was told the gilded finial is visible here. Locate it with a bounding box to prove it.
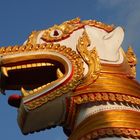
[126,46,137,78]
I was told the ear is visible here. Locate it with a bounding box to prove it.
[85,25,101,38]
[103,26,124,48]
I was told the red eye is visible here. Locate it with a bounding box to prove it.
[50,29,62,38]
[53,30,59,36]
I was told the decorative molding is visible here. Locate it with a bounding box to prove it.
[66,92,140,131]
[76,31,101,88]
[69,110,140,140]
[23,44,84,110]
[41,18,114,42]
[126,46,137,78]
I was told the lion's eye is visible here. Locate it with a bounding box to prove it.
[50,29,62,38]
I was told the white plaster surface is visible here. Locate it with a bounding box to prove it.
[76,102,140,126]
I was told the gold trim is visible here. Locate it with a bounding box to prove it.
[40,18,114,42]
[69,110,140,140]
[82,19,114,32]
[66,92,140,131]
[74,73,140,98]
[126,46,137,78]
[73,92,140,105]
[21,44,84,110]
[41,18,84,42]
[26,31,41,45]
[74,128,140,140]
[76,31,101,87]
[0,43,84,110]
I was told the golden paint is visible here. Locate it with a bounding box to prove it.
[69,110,140,140]
[0,18,140,140]
[41,18,114,42]
[82,19,114,32]
[26,31,41,45]
[126,46,137,78]
[14,43,84,110]
[73,92,140,106]
[76,30,101,87]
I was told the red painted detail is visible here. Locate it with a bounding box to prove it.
[8,94,22,108]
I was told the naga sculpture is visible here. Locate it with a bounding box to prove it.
[0,18,140,140]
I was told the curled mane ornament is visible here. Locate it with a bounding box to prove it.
[0,18,140,140]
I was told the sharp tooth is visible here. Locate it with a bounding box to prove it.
[12,66,16,70]
[37,87,42,90]
[41,63,46,66]
[22,65,27,69]
[27,64,32,68]
[17,66,22,69]
[21,87,29,97]
[1,67,8,77]
[46,63,54,66]
[46,83,51,86]
[42,85,46,88]
[33,88,38,92]
[37,63,42,67]
[29,90,34,94]
[7,67,12,70]
[56,68,64,78]
[32,63,37,67]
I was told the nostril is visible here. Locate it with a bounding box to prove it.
[8,94,22,108]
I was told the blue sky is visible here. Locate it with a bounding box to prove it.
[0,0,140,140]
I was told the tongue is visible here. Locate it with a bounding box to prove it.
[8,94,22,108]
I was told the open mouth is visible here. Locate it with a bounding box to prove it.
[0,58,66,108]
[1,59,65,96]
[0,44,83,109]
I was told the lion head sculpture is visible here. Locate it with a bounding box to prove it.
[0,18,140,140]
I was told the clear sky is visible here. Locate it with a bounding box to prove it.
[0,0,140,140]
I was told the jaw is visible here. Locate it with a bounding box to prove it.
[0,44,72,105]
[0,43,83,109]
[0,53,66,109]
[0,43,84,134]
[1,59,64,92]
